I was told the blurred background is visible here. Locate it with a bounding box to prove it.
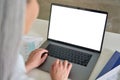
[37,0,120,33]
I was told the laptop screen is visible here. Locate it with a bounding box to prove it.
[48,4,107,52]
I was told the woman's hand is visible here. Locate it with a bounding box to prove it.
[25,48,48,72]
[50,59,72,80]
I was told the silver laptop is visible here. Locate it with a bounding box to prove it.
[39,3,108,80]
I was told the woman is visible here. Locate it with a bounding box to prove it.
[0,0,72,80]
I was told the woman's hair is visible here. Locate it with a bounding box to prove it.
[0,0,25,80]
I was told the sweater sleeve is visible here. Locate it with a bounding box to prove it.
[11,54,34,80]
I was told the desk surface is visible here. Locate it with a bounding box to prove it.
[28,19,120,80]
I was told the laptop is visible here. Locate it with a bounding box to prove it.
[39,3,108,80]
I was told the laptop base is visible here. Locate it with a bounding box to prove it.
[38,40,99,80]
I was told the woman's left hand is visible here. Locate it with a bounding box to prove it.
[25,48,48,72]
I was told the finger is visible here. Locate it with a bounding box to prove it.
[59,60,63,67]
[55,59,60,64]
[63,60,68,68]
[31,49,48,58]
[38,49,48,55]
[31,49,47,59]
[50,63,54,74]
[41,54,48,63]
[53,59,60,68]
[51,62,54,69]
[67,63,72,73]
[51,59,59,70]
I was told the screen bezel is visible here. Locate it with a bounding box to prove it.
[47,3,108,53]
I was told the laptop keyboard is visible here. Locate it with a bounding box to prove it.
[46,44,92,66]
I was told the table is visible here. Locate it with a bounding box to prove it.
[27,19,120,80]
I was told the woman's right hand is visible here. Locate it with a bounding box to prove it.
[50,59,72,80]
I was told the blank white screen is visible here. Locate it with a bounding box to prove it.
[48,5,107,51]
